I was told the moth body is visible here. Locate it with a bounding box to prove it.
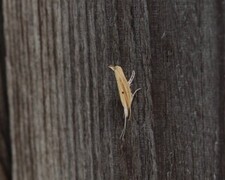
[109,65,141,140]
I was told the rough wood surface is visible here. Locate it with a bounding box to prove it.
[148,0,225,179]
[2,0,225,179]
[0,51,11,180]
[0,0,11,179]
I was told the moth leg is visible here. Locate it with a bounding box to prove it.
[120,110,128,140]
[128,70,135,85]
[131,88,141,103]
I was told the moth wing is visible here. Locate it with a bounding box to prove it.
[114,66,132,110]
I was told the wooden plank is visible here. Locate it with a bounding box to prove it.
[3,0,156,179]
[0,62,10,180]
[0,0,11,179]
[2,0,225,179]
[148,0,225,179]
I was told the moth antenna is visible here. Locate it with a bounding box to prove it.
[128,107,132,121]
[120,108,129,140]
[120,116,127,140]
[128,70,135,85]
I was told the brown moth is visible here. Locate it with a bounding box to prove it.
[109,65,141,140]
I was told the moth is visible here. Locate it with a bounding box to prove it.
[109,65,141,140]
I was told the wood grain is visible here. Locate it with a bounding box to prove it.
[2,0,225,179]
[148,0,225,179]
[0,55,11,180]
[0,0,11,179]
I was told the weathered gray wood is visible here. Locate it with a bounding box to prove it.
[0,60,11,180]
[3,0,156,179]
[0,0,11,179]
[148,0,225,179]
[2,0,225,179]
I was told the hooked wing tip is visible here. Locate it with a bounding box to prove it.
[108,65,115,71]
[108,65,122,71]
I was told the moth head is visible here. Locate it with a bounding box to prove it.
[108,65,121,71]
